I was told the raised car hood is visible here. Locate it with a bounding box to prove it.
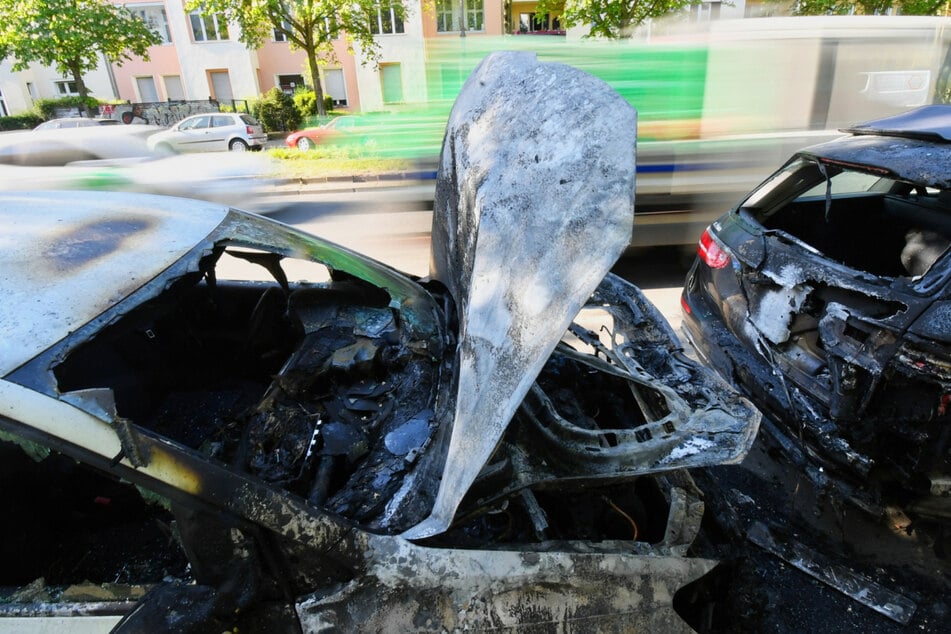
[407,51,638,538]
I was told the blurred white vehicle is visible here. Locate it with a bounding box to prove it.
[33,117,121,130]
[0,123,160,166]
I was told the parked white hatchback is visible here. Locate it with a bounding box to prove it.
[147,112,267,153]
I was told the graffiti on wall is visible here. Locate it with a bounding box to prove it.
[100,101,221,126]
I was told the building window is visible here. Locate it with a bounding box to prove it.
[381,63,402,103]
[690,1,721,21]
[518,12,561,33]
[370,3,404,35]
[136,76,159,102]
[164,75,185,100]
[190,12,230,41]
[209,70,234,102]
[277,74,304,94]
[466,0,484,32]
[128,4,171,44]
[324,68,347,106]
[273,20,292,41]
[55,80,79,96]
[436,0,483,33]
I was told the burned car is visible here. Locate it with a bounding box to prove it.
[0,52,758,632]
[682,105,951,528]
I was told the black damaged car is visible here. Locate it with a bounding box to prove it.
[681,105,951,526]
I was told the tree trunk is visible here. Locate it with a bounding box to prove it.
[69,60,95,118]
[307,50,327,117]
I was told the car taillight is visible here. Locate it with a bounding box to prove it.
[698,227,730,269]
[247,126,255,134]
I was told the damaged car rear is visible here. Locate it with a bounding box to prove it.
[0,52,758,633]
[682,104,951,531]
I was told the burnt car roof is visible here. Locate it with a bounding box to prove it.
[798,106,951,189]
[0,191,228,375]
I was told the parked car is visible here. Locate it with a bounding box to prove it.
[0,187,759,631]
[285,114,442,158]
[33,117,121,130]
[285,116,358,150]
[147,112,267,153]
[681,104,951,525]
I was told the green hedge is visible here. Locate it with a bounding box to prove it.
[251,87,301,133]
[34,96,101,120]
[249,88,336,132]
[0,114,44,131]
[293,89,333,119]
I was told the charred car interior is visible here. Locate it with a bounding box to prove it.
[0,52,761,632]
[683,105,951,534]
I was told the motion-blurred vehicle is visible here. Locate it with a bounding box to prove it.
[0,121,160,166]
[147,112,267,153]
[0,120,161,168]
[285,116,356,150]
[0,122,275,206]
[681,105,951,525]
[408,17,951,247]
[33,117,121,130]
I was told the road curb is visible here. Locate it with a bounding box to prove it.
[268,170,437,195]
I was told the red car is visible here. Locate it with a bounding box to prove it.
[285,116,355,150]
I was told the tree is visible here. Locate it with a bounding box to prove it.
[0,0,162,117]
[533,0,707,39]
[189,0,406,116]
[776,0,945,15]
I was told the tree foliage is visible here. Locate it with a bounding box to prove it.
[781,0,945,15]
[188,0,406,116]
[0,0,161,114]
[534,0,707,38]
[252,86,301,132]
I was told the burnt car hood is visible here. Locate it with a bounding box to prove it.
[0,51,760,632]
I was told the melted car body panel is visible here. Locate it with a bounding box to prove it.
[0,191,229,375]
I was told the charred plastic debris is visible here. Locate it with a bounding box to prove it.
[0,52,761,632]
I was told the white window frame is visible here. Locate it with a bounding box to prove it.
[370,3,404,35]
[436,0,484,33]
[128,3,171,44]
[54,80,80,96]
[273,20,291,41]
[190,12,230,41]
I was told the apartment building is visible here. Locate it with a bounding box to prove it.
[0,0,508,116]
[0,0,749,117]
